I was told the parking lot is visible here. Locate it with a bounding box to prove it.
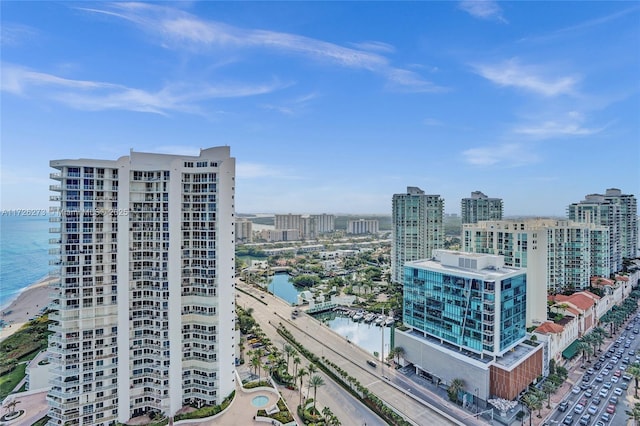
[546,314,640,426]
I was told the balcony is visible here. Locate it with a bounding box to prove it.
[50,185,62,191]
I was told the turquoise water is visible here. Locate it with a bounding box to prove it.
[316,312,392,361]
[251,395,269,407]
[0,216,51,308]
[267,273,301,305]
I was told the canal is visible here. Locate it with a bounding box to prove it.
[267,273,302,305]
[315,311,392,361]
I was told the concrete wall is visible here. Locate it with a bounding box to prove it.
[395,330,492,401]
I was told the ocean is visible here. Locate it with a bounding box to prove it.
[0,215,51,308]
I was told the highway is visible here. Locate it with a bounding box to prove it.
[237,281,488,426]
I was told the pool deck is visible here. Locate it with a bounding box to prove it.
[176,382,283,426]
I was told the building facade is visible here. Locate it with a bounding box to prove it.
[347,219,379,235]
[391,186,444,284]
[568,188,638,273]
[402,250,527,357]
[235,218,253,243]
[396,250,541,402]
[462,219,609,325]
[461,191,503,224]
[48,147,236,425]
[311,214,336,234]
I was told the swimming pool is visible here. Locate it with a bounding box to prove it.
[251,395,269,407]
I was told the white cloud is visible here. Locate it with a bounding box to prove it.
[462,143,539,167]
[473,58,578,97]
[1,63,286,115]
[459,1,507,23]
[260,92,319,115]
[349,41,396,54]
[80,3,444,93]
[0,23,39,47]
[514,111,607,138]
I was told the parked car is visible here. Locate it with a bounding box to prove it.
[574,404,585,414]
[559,401,570,412]
[579,414,591,425]
[563,414,574,425]
[606,403,615,414]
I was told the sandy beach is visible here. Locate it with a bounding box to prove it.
[0,276,55,341]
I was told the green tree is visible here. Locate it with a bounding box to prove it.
[627,402,640,425]
[447,378,465,403]
[542,381,556,409]
[284,344,296,374]
[297,367,308,405]
[628,362,640,398]
[309,375,325,411]
[521,393,540,425]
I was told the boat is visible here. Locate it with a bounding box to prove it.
[374,314,385,326]
[384,316,395,327]
[364,313,376,323]
[352,310,364,321]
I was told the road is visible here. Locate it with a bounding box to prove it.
[545,313,640,426]
[237,281,486,426]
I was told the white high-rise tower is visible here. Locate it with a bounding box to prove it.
[48,147,236,425]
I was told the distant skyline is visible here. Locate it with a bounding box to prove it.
[1,2,639,215]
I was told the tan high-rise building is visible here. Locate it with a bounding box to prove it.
[391,186,444,284]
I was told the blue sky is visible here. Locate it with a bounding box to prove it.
[1,1,638,215]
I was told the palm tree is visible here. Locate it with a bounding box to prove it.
[581,334,596,360]
[394,346,405,366]
[3,399,20,417]
[521,393,539,426]
[309,374,325,411]
[293,356,301,380]
[542,381,556,409]
[307,363,318,395]
[447,378,465,403]
[576,340,592,367]
[284,344,296,374]
[628,362,640,398]
[297,367,308,405]
[591,327,606,351]
[322,406,332,420]
[250,355,261,379]
[627,402,640,426]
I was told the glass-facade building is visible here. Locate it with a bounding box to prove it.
[403,250,526,357]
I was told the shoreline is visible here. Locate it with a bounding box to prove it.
[0,275,55,342]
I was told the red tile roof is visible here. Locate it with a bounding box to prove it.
[535,322,565,334]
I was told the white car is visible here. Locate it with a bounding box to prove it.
[611,376,619,383]
[614,387,624,396]
[572,386,582,394]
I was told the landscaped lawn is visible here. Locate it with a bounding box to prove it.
[0,363,27,400]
